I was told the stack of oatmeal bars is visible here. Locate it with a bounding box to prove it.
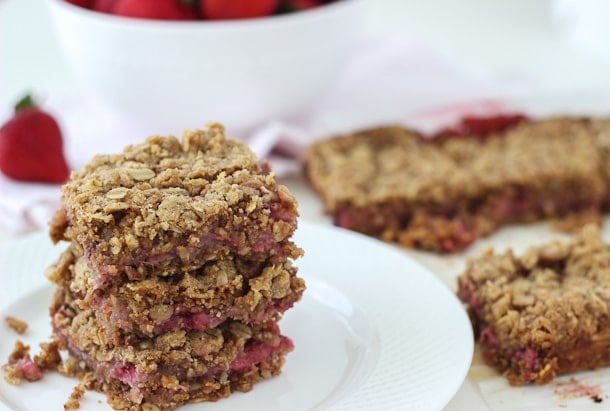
[45,123,306,410]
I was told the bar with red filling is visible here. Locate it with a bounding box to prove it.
[47,245,305,343]
[303,116,608,252]
[49,123,301,283]
[457,225,610,385]
[51,286,293,410]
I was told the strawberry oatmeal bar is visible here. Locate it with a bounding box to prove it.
[50,122,300,282]
[457,225,610,385]
[303,116,608,252]
[4,123,305,410]
[51,286,294,410]
[47,245,305,344]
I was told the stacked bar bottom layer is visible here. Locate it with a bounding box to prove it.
[43,124,305,410]
[47,246,305,345]
[51,286,294,410]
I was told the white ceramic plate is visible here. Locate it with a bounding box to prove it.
[0,221,473,411]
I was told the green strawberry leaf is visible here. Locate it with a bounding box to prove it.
[14,94,36,113]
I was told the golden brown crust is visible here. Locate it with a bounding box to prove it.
[50,122,300,280]
[457,224,610,385]
[303,118,607,252]
[51,285,292,411]
[590,118,610,208]
[46,246,305,341]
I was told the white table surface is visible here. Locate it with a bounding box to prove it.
[2,1,610,410]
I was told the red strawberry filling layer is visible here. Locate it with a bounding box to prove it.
[154,298,299,335]
[231,336,293,372]
[86,211,298,287]
[479,327,544,384]
[88,293,302,336]
[52,321,293,403]
[334,191,600,253]
[432,113,528,141]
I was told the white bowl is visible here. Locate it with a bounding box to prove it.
[45,0,363,133]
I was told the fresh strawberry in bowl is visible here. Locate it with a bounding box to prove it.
[199,0,280,20]
[65,0,92,8]
[45,0,363,133]
[63,0,342,19]
[114,0,198,20]
[91,0,119,13]
[281,0,324,11]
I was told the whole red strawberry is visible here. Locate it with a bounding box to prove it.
[0,95,70,184]
[92,0,120,13]
[200,0,279,19]
[281,0,322,11]
[114,0,198,20]
[65,0,93,8]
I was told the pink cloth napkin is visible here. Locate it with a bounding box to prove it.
[0,34,534,236]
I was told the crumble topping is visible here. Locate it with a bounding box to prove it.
[303,117,609,252]
[46,245,305,341]
[305,118,601,211]
[457,224,610,385]
[50,122,300,280]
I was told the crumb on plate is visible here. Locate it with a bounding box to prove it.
[5,316,28,334]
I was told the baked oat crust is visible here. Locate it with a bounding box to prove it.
[51,285,293,410]
[457,224,610,385]
[50,122,300,281]
[303,117,607,252]
[47,246,305,341]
